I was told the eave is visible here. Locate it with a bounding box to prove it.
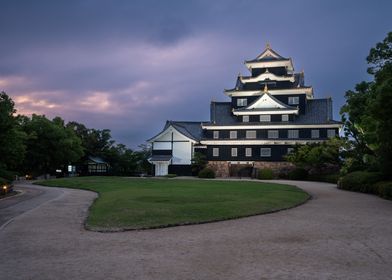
[232,108,299,116]
[224,87,314,98]
[201,123,343,130]
[244,58,294,71]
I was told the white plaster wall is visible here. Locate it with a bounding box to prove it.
[153,142,171,150]
[172,142,192,165]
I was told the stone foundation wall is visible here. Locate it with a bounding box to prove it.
[253,161,295,172]
[207,161,230,178]
[207,161,295,178]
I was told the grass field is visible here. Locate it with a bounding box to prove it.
[36,177,309,231]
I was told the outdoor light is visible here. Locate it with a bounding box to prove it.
[2,185,7,190]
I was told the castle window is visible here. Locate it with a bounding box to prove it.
[230,131,237,139]
[260,115,271,122]
[246,130,256,139]
[327,129,336,138]
[243,115,249,122]
[213,148,219,157]
[260,148,271,157]
[231,148,238,157]
[288,96,299,105]
[288,130,299,138]
[245,148,252,157]
[213,131,219,139]
[287,148,294,154]
[237,98,247,107]
[311,130,320,138]
[281,114,289,122]
[268,130,279,139]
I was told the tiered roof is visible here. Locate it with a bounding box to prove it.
[207,98,339,127]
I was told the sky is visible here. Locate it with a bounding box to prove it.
[1,0,391,149]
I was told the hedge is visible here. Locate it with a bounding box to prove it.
[288,168,308,180]
[307,173,340,184]
[258,169,274,180]
[375,181,392,200]
[337,171,383,194]
[198,168,215,179]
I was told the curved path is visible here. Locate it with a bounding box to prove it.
[1,180,392,280]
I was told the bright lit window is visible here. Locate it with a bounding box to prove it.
[230,131,237,139]
[213,148,219,157]
[231,148,238,157]
[287,148,294,154]
[213,131,219,139]
[243,115,249,122]
[281,114,289,122]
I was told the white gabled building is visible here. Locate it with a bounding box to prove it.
[147,121,204,176]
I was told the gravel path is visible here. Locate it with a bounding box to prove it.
[1,180,392,280]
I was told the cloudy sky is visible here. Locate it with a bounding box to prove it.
[1,0,391,149]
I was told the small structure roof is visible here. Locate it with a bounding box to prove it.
[88,156,107,164]
[245,43,289,63]
[147,121,206,142]
[149,155,172,162]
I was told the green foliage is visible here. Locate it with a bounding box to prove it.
[0,169,19,181]
[288,168,308,180]
[0,92,27,170]
[375,181,392,200]
[36,177,309,230]
[191,152,207,175]
[341,32,392,178]
[285,138,342,172]
[198,167,215,178]
[338,171,383,194]
[0,177,10,185]
[21,115,84,175]
[258,169,274,180]
[307,173,340,184]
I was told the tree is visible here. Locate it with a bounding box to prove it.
[285,138,342,174]
[66,121,114,158]
[0,92,26,171]
[191,152,207,175]
[367,32,392,176]
[340,32,392,177]
[21,115,83,175]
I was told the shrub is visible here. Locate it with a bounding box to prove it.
[375,181,392,200]
[288,168,308,180]
[198,168,215,179]
[0,169,18,181]
[164,174,177,178]
[307,173,340,184]
[258,169,274,180]
[0,177,10,185]
[338,171,383,194]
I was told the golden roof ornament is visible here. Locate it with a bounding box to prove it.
[264,84,268,93]
[266,42,271,49]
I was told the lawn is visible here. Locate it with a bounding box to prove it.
[36,177,309,231]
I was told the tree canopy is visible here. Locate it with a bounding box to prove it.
[0,92,151,177]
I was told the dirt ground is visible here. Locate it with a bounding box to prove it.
[1,180,392,280]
